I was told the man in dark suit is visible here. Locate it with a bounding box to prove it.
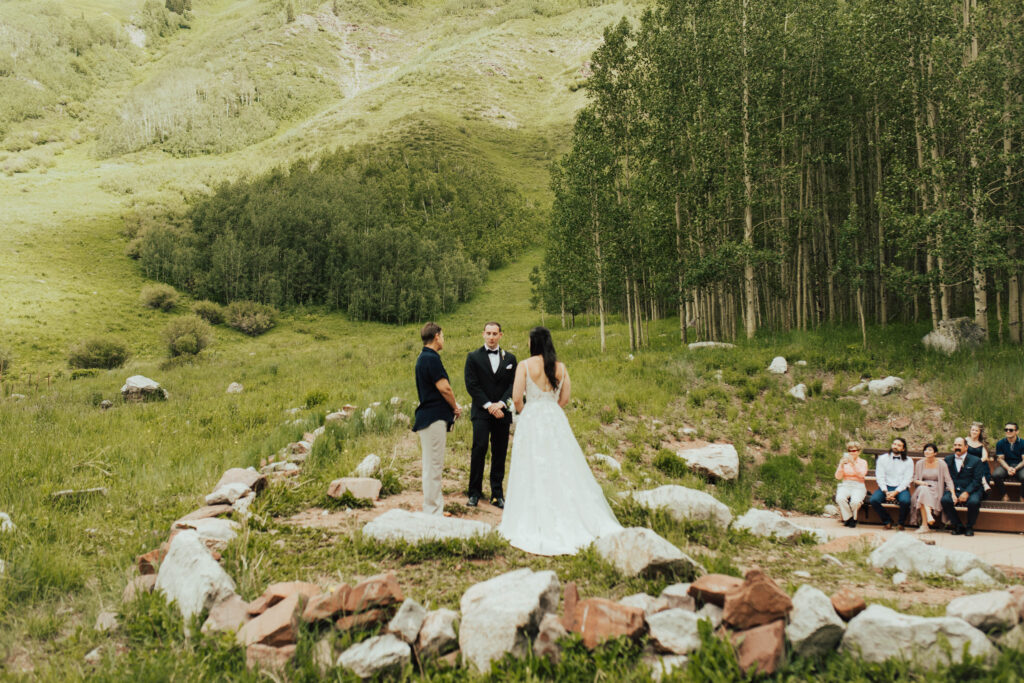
[464,321,517,508]
[940,437,985,536]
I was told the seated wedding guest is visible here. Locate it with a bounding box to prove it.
[941,437,985,536]
[868,437,913,529]
[910,443,955,534]
[835,441,868,528]
[966,421,991,493]
[993,422,1024,500]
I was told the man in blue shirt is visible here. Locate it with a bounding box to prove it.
[993,422,1024,500]
[413,322,461,515]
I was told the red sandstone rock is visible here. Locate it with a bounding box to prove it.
[336,609,388,632]
[215,467,267,493]
[561,582,580,630]
[344,573,403,613]
[176,504,233,523]
[237,592,303,647]
[247,581,322,616]
[564,597,646,649]
[302,585,353,623]
[688,574,743,607]
[245,643,296,673]
[1009,585,1024,621]
[732,619,785,674]
[830,587,867,621]
[722,570,792,630]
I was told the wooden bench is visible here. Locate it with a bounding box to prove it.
[853,449,1024,532]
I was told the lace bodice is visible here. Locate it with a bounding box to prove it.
[525,370,560,404]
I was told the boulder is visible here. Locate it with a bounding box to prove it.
[722,570,792,630]
[767,357,788,374]
[172,517,239,552]
[205,482,251,506]
[688,574,743,608]
[337,634,411,679]
[388,599,428,644]
[732,620,785,675]
[327,477,382,501]
[247,581,322,616]
[346,573,404,613]
[362,509,492,544]
[594,527,703,579]
[564,598,645,649]
[868,533,997,578]
[922,317,986,355]
[417,608,459,657]
[946,591,1019,632]
[841,604,995,666]
[121,375,167,401]
[657,583,696,612]
[226,382,244,394]
[237,592,302,647]
[733,508,826,542]
[122,574,156,603]
[961,568,999,588]
[302,585,352,623]
[590,453,622,471]
[215,467,266,492]
[848,381,869,394]
[0,512,14,533]
[830,587,866,621]
[619,593,656,614]
[788,384,807,401]
[868,376,904,396]
[688,341,735,350]
[202,594,250,635]
[673,444,739,481]
[246,644,296,673]
[534,612,568,663]
[627,485,732,529]
[154,530,236,620]
[176,504,233,524]
[646,608,702,654]
[355,454,381,478]
[785,585,845,658]
[458,568,559,671]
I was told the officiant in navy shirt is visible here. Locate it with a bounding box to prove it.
[464,321,517,508]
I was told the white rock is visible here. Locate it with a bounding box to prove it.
[337,634,411,678]
[205,482,251,506]
[594,527,704,578]
[823,504,840,517]
[698,603,723,629]
[389,396,402,405]
[868,376,903,396]
[868,534,997,578]
[459,568,560,672]
[125,24,146,48]
[260,461,299,474]
[793,570,811,579]
[960,568,999,588]
[848,381,868,394]
[121,375,168,400]
[388,599,428,644]
[619,593,656,613]
[796,360,808,366]
[590,453,622,471]
[681,427,698,436]
[232,491,256,520]
[688,341,735,350]
[767,356,788,374]
[94,611,118,632]
[785,585,845,658]
[84,647,102,665]
[658,583,696,612]
[946,591,1019,632]
[313,637,334,676]
[354,453,381,478]
[860,398,869,406]
[788,384,807,401]
[0,512,14,533]
[363,509,492,543]
[172,517,240,552]
[362,407,375,420]
[226,382,243,394]
[417,608,459,657]
[644,654,689,682]
[628,485,732,529]
[892,572,908,586]
[733,508,827,542]
[922,317,987,355]
[155,530,236,620]
[841,604,995,666]
[646,608,703,654]
[674,444,738,480]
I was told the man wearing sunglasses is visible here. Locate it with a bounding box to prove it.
[993,422,1024,500]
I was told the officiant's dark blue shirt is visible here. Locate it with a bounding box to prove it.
[413,347,454,432]
[996,437,1024,467]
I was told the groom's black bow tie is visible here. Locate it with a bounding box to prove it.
[486,348,500,355]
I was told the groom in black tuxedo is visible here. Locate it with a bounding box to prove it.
[464,321,517,508]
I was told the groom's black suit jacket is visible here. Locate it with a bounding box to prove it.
[464,347,517,423]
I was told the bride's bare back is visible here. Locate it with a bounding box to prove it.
[513,356,571,410]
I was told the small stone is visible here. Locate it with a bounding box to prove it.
[892,572,908,586]
[698,603,724,629]
[830,587,867,621]
[176,504,233,524]
[947,590,1019,632]
[722,570,793,630]
[226,382,243,394]
[618,593,656,613]
[785,585,845,658]
[84,647,102,665]
[590,453,622,471]
[788,384,807,401]
[205,482,251,506]
[688,574,743,608]
[868,376,903,395]
[354,454,381,478]
[387,599,427,643]
[202,594,250,635]
[154,530,236,621]
[655,583,695,613]
[120,375,167,402]
[237,592,303,647]
[214,467,266,493]
[823,504,839,517]
[732,620,785,675]
[94,611,118,632]
[681,427,698,436]
[889,416,911,430]
[767,357,788,374]
[821,554,844,567]
[337,634,411,679]
[417,609,459,657]
[246,644,296,673]
[646,608,702,654]
[327,477,382,501]
[795,360,807,366]
[793,570,811,579]
[564,598,645,649]
[0,512,15,533]
[643,653,688,682]
[961,568,999,588]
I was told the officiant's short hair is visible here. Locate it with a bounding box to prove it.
[484,321,502,331]
[421,322,442,343]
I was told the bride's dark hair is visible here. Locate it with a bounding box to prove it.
[528,326,559,389]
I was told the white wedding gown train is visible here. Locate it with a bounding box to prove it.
[497,373,622,555]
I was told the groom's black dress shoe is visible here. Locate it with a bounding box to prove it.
[467,495,479,507]
[490,497,504,509]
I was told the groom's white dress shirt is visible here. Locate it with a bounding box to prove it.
[483,346,501,409]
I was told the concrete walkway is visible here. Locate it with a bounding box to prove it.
[789,514,1024,571]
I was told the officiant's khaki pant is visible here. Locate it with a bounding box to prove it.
[418,420,446,516]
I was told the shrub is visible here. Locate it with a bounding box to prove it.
[191,300,225,325]
[68,337,130,369]
[379,469,403,496]
[303,389,329,408]
[140,284,179,311]
[653,449,689,478]
[162,315,213,357]
[225,301,277,336]
[71,368,100,380]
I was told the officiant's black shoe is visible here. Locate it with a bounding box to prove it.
[490,497,504,509]
[467,495,479,507]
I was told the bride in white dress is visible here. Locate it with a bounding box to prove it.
[498,326,622,555]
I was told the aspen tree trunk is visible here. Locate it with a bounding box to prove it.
[874,101,886,325]
[965,0,989,337]
[857,287,867,349]
[741,0,757,339]
[676,194,687,343]
[924,55,951,320]
[625,277,635,351]
[593,218,606,353]
[1006,79,1021,343]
